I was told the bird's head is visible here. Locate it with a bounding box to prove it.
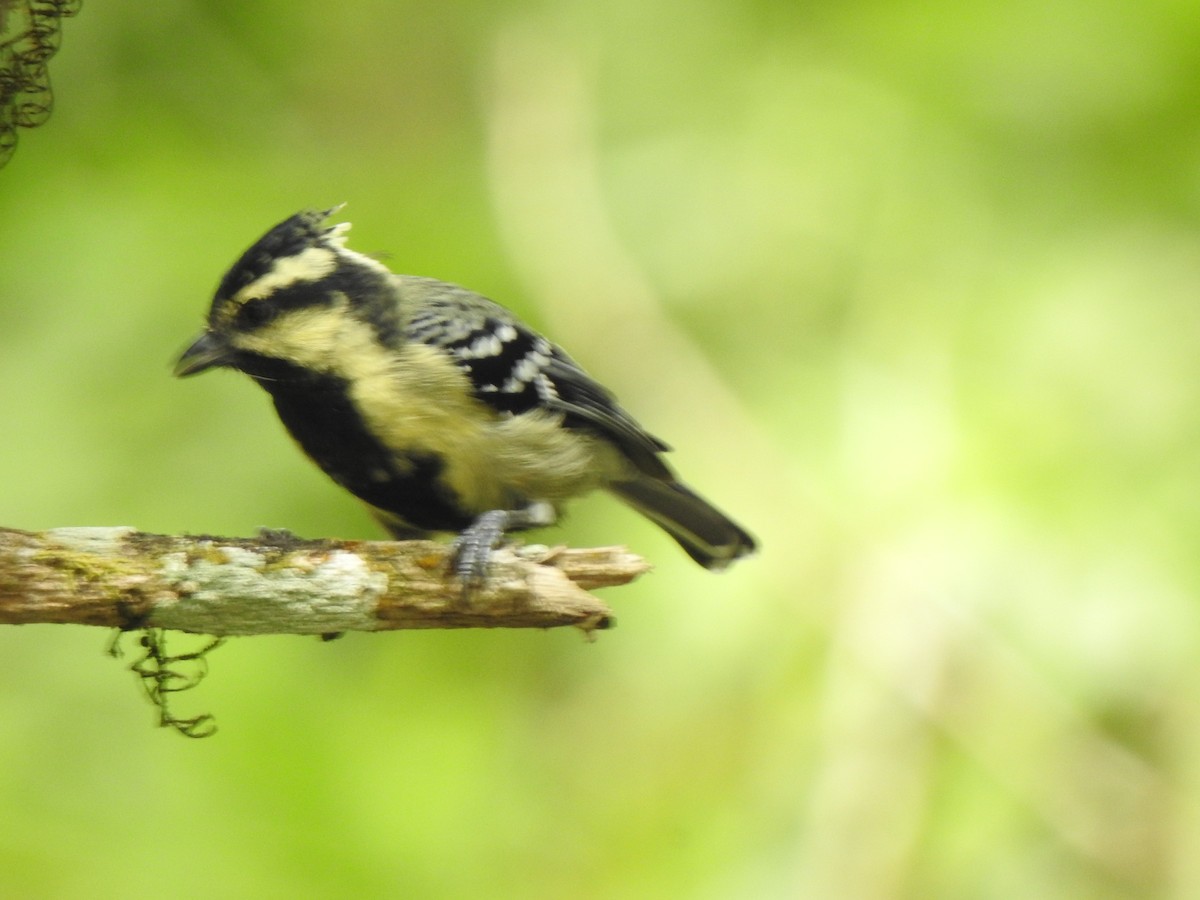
[174,207,398,384]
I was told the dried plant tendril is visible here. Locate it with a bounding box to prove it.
[0,0,82,168]
[110,628,225,739]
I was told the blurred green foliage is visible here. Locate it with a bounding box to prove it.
[2,0,1199,896]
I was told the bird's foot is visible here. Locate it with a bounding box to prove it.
[450,502,557,600]
[451,510,511,594]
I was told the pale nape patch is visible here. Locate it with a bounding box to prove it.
[325,223,394,277]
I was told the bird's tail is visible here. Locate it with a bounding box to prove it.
[609,476,756,571]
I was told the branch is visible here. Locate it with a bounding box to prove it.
[0,526,650,637]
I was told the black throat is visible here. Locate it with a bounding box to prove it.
[244,358,472,533]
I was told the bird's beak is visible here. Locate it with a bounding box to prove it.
[174,331,231,377]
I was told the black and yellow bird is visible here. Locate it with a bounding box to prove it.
[175,208,756,581]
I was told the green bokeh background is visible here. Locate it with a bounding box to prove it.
[3,1,1199,896]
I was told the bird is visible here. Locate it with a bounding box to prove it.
[174,207,756,583]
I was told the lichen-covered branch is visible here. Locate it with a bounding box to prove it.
[0,526,650,636]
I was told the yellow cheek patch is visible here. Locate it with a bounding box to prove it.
[229,299,393,377]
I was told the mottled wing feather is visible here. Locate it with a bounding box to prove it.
[400,277,670,476]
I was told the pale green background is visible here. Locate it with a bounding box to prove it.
[2,1,1198,897]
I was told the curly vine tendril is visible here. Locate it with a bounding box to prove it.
[0,0,82,167]
[109,628,226,739]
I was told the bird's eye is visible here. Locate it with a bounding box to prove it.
[236,299,277,330]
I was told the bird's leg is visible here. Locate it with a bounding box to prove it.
[451,501,556,592]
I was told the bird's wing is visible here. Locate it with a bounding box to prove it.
[401,277,671,477]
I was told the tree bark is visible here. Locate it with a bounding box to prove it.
[0,526,649,636]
